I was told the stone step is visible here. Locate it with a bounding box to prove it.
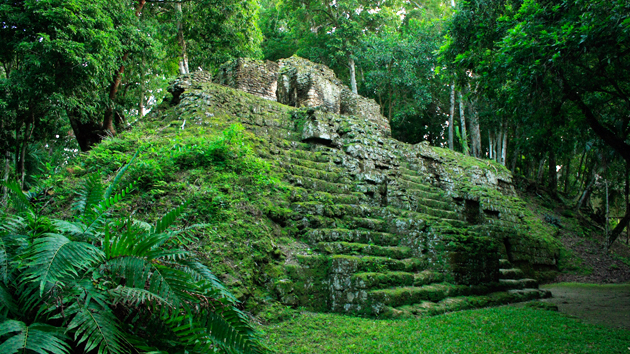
[307,228,400,247]
[499,278,539,290]
[377,207,468,230]
[385,288,551,318]
[343,217,388,232]
[291,202,371,218]
[286,187,368,205]
[369,283,464,308]
[387,199,461,220]
[508,288,551,298]
[286,176,354,194]
[351,272,415,289]
[282,163,350,184]
[331,255,425,274]
[403,193,456,211]
[389,188,446,204]
[499,268,525,280]
[396,176,441,194]
[317,242,412,259]
[499,258,512,268]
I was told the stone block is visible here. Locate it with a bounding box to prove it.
[277,56,343,113]
[214,58,279,101]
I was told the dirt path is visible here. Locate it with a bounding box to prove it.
[541,283,630,330]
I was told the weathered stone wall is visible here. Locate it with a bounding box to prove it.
[167,70,213,104]
[209,56,392,136]
[214,58,279,101]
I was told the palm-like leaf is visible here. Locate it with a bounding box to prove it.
[2,181,32,214]
[103,150,139,201]
[24,234,104,295]
[72,173,104,220]
[66,301,128,354]
[0,320,70,354]
[0,283,17,317]
[152,201,189,235]
[169,304,266,354]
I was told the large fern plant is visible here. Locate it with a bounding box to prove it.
[0,156,267,354]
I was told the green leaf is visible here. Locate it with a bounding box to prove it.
[152,200,189,235]
[66,302,127,354]
[0,320,70,354]
[24,234,105,295]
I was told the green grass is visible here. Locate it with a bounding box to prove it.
[261,306,630,353]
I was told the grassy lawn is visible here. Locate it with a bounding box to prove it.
[261,306,630,353]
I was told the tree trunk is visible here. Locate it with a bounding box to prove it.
[176,2,189,75]
[98,0,146,150]
[548,147,557,193]
[511,143,520,173]
[537,155,547,185]
[488,132,494,160]
[17,111,35,189]
[469,102,482,158]
[348,55,357,94]
[501,124,508,166]
[458,91,468,155]
[449,82,455,150]
[608,202,630,249]
[563,156,571,194]
[2,150,8,206]
[576,165,597,212]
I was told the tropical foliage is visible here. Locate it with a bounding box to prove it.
[0,155,266,353]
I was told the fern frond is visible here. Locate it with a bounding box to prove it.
[103,150,139,201]
[178,260,236,303]
[0,214,26,234]
[2,181,32,214]
[82,182,135,236]
[73,173,104,219]
[152,200,189,235]
[109,286,170,308]
[171,304,267,354]
[24,234,105,295]
[0,283,17,317]
[52,220,87,238]
[0,236,8,285]
[0,320,70,354]
[66,302,128,354]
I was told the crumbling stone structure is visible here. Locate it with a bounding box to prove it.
[169,57,559,317]
[213,56,392,136]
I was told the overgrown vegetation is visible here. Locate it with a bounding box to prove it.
[0,144,268,353]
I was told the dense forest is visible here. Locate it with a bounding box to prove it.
[1,0,630,353]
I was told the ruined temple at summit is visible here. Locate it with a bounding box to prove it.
[168,56,559,317]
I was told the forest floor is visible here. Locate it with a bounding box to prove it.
[540,283,630,330]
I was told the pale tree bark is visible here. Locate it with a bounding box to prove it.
[536,155,547,185]
[501,124,508,166]
[176,2,189,75]
[458,91,468,155]
[548,147,557,193]
[576,162,598,212]
[488,132,494,160]
[139,56,146,117]
[468,102,482,158]
[449,82,455,150]
[349,55,357,94]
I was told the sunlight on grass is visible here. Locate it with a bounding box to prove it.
[261,306,630,353]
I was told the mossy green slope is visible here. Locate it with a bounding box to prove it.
[61,80,561,317]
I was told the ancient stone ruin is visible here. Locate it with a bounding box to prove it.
[169,56,559,317]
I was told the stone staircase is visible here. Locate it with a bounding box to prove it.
[251,113,550,317]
